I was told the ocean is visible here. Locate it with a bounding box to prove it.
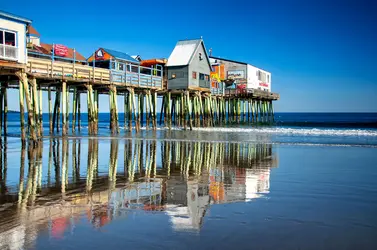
[0,112,377,249]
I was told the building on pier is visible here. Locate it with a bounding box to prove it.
[209,56,272,92]
[87,48,163,87]
[140,58,168,88]
[26,25,87,65]
[0,11,31,65]
[166,38,212,92]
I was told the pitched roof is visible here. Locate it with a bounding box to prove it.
[166,39,200,67]
[0,10,32,24]
[29,43,86,61]
[103,48,140,64]
[166,39,212,70]
[27,25,40,37]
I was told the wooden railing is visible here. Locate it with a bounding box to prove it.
[27,57,163,89]
[222,88,279,100]
[27,57,111,82]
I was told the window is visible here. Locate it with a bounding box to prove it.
[199,52,203,60]
[205,75,209,81]
[111,62,116,69]
[199,73,205,80]
[5,32,16,46]
[0,30,16,46]
[171,72,184,79]
[192,71,197,79]
[118,63,124,71]
[0,29,17,60]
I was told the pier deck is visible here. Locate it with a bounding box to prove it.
[1,55,279,142]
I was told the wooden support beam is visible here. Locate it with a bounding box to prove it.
[77,92,81,132]
[72,87,77,133]
[38,86,43,134]
[127,90,132,132]
[0,85,3,137]
[21,73,37,141]
[18,78,26,141]
[62,81,67,136]
[153,91,157,130]
[48,87,52,133]
[3,84,8,135]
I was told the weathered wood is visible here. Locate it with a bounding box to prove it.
[140,93,144,127]
[0,85,3,137]
[48,87,52,133]
[21,73,37,141]
[62,81,67,136]
[127,91,132,131]
[153,91,157,130]
[38,86,43,134]
[18,79,26,141]
[2,83,8,135]
[159,95,165,126]
[77,92,81,132]
[72,87,77,133]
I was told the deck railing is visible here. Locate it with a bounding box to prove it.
[27,57,110,82]
[0,44,18,61]
[110,63,163,88]
[27,55,163,88]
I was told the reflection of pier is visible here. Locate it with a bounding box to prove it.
[0,138,277,248]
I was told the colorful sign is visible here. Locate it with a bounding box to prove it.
[95,49,105,60]
[54,44,68,57]
[227,70,245,79]
[259,82,269,87]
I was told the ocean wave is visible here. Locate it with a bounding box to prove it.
[190,127,377,137]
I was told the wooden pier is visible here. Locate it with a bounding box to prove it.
[0,12,279,143]
[0,54,279,142]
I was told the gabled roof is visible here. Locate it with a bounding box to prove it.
[0,10,32,24]
[27,25,40,37]
[166,39,212,70]
[103,48,140,64]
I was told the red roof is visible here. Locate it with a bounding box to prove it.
[27,25,40,37]
[29,43,86,61]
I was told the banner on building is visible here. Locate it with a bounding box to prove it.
[54,44,68,57]
[227,70,245,79]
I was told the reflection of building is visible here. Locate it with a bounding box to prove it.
[0,139,278,248]
[208,167,271,204]
[165,178,210,231]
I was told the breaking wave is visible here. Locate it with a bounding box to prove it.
[190,127,377,137]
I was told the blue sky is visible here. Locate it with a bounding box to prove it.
[2,0,377,112]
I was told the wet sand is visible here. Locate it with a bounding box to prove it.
[0,137,376,249]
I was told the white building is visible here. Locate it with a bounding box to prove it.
[210,56,272,92]
[0,10,31,64]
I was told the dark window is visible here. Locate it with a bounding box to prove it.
[111,62,116,69]
[0,31,3,44]
[199,73,205,80]
[172,72,184,78]
[199,52,203,60]
[118,63,124,71]
[192,71,197,79]
[5,31,16,46]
